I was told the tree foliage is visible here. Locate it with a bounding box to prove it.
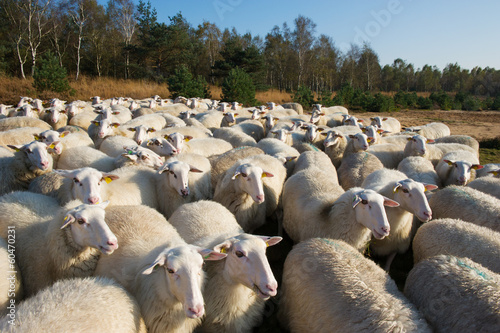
[167,64,209,99]
[221,67,256,106]
[33,51,71,92]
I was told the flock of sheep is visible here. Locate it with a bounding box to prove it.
[0,95,498,332]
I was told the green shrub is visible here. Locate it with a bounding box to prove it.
[33,51,71,93]
[429,92,452,110]
[168,65,210,99]
[293,85,314,107]
[417,96,433,109]
[491,96,500,110]
[394,91,417,109]
[221,67,256,106]
[367,93,395,112]
[316,89,334,107]
[462,95,482,111]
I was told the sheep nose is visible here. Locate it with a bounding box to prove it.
[424,211,432,219]
[255,194,265,203]
[266,283,278,296]
[137,140,143,145]
[381,226,390,234]
[107,238,118,249]
[187,305,204,318]
[88,197,99,204]
[40,160,49,168]
[181,189,189,197]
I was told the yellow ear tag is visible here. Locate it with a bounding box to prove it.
[265,241,269,247]
[104,177,113,184]
[63,216,68,221]
[220,248,227,254]
[34,135,40,140]
[49,143,56,149]
[261,173,267,178]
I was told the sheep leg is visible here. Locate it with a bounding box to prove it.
[384,252,397,272]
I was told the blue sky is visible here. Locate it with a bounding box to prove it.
[118,0,500,71]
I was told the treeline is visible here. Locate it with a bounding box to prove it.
[1,0,500,104]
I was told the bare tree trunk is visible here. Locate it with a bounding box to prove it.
[15,36,27,79]
[75,34,82,80]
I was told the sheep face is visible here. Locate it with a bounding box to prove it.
[91,118,120,138]
[323,131,344,148]
[263,115,278,132]
[271,129,290,143]
[166,132,192,154]
[352,189,399,240]
[8,141,53,171]
[128,125,155,145]
[91,96,101,105]
[18,104,37,117]
[393,179,437,222]
[249,108,265,120]
[361,125,380,145]
[223,111,238,125]
[308,109,324,125]
[122,146,164,169]
[231,101,242,110]
[214,234,282,299]
[444,160,483,186]
[349,133,370,152]
[146,138,178,156]
[61,201,118,255]
[406,135,433,156]
[158,160,203,197]
[54,167,119,205]
[142,245,226,319]
[231,164,274,204]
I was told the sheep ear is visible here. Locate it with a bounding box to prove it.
[370,117,375,121]
[112,111,120,115]
[382,117,388,121]
[195,247,227,261]
[262,171,274,178]
[358,119,364,123]
[488,170,499,176]
[382,196,400,207]
[444,159,455,166]
[352,195,362,208]
[111,123,120,128]
[48,141,60,150]
[60,131,70,138]
[60,214,75,229]
[471,164,483,170]
[34,134,41,141]
[393,182,403,193]
[184,135,193,142]
[97,200,110,209]
[258,236,282,247]
[142,252,168,275]
[102,174,119,183]
[213,240,233,254]
[7,144,23,152]
[128,127,136,132]
[423,184,438,192]
[122,153,138,161]
[366,137,373,143]
[147,128,156,133]
[426,139,435,143]
[189,165,203,173]
[285,156,297,163]
[91,120,100,126]
[158,164,170,174]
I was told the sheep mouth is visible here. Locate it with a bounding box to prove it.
[253,285,273,300]
[372,230,387,240]
[99,246,116,255]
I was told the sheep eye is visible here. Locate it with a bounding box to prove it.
[73,178,79,183]
[173,174,177,179]
[403,189,409,194]
[167,268,175,274]
[77,218,85,225]
[361,199,368,205]
[26,149,32,153]
[235,251,245,258]
[141,155,147,160]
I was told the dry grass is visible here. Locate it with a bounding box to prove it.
[255,89,293,104]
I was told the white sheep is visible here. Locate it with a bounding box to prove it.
[0,199,117,297]
[361,169,436,269]
[397,156,442,189]
[322,129,348,168]
[337,132,382,190]
[155,153,212,218]
[209,146,264,189]
[117,114,167,139]
[367,142,405,169]
[292,150,336,178]
[467,176,500,199]
[99,134,138,157]
[40,106,68,130]
[182,137,233,158]
[476,163,500,178]
[256,138,300,177]
[94,204,225,333]
[282,166,399,251]
[213,154,287,232]
[413,218,500,274]
[435,133,480,149]
[0,116,52,131]
[0,277,147,332]
[279,238,431,332]
[370,116,401,133]
[0,237,23,314]
[404,255,500,332]
[169,200,282,333]
[68,109,99,131]
[195,110,225,131]
[0,141,54,195]
[144,137,178,157]
[212,126,257,147]
[402,122,450,139]
[0,126,48,147]
[404,134,478,166]
[429,185,500,233]
[435,150,483,186]
[88,117,121,148]
[161,129,211,154]
[280,102,304,114]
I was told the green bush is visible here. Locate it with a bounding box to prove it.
[491,96,500,110]
[417,96,433,109]
[316,89,335,107]
[293,85,314,107]
[367,93,395,112]
[221,67,256,106]
[33,51,71,93]
[429,92,452,110]
[394,91,417,109]
[462,95,482,111]
[168,65,210,99]
[351,91,373,111]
